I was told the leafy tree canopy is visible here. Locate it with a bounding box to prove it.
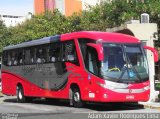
[1,0,160,53]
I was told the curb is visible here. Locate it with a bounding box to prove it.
[0,92,3,97]
[143,104,160,111]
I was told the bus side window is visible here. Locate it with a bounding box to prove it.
[9,50,17,66]
[49,43,61,63]
[85,46,99,76]
[62,40,79,65]
[24,49,31,65]
[2,51,8,66]
[30,48,36,64]
[7,52,12,66]
[17,49,23,65]
[13,51,18,66]
[36,47,46,64]
[46,45,50,63]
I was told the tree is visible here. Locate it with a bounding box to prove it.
[1,0,160,53]
[0,20,12,53]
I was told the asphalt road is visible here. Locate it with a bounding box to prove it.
[0,96,160,119]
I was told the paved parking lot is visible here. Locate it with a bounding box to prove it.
[0,96,160,119]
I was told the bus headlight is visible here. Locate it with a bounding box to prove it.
[97,82,106,88]
[96,82,114,89]
[144,86,150,90]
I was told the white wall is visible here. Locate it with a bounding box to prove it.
[82,0,111,10]
[0,15,30,27]
[55,0,65,15]
[81,0,101,10]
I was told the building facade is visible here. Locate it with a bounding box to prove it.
[34,0,45,15]
[34,0,104,16]
[0,14,31,27]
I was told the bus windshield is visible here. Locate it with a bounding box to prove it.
[101,43,149,83]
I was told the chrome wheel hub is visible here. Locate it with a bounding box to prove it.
[74,92,80,102]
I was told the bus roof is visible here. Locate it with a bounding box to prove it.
[61,31,140,43]
[3,35,60,51]
[3,31,140,51]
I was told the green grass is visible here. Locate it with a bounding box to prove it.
[155,83,160,90]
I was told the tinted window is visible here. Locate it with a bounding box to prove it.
[24,49,31,65]
[29,47,36,64]
[49,43,61,63]
[17,49,24,65]
[85,46,99,76]
[78,38,95,62]
[2,51,8,66]
[6,50,18,66]
[3,49,23,66]
[36,46,47,64]
[62,40,79,66]
[7,52,12,66]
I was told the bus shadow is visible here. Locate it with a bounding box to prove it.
[84,103,144,111]
[3,98,17,103]
[33,99,70,107]
[4,98,70,107]
[35,101,144,111]
[32,99,145,111]
[3,98,144,111]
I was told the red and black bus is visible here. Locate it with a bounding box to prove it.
[1,31,158,107]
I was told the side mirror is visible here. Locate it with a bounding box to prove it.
[143,46,158,62]
[87,43,104,61]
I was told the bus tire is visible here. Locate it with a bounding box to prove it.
[17,85,26,103]
[72,88,83,108]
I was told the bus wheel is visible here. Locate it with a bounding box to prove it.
[17,86,26,103]
[72,88,83,108]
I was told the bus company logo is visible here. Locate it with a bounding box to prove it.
[126,95,134,99]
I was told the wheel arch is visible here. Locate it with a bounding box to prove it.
[69,83,81,101]
[70,83,80,91]
[16,82,24,94]
[17,82,23,88]
[69,83,84,107]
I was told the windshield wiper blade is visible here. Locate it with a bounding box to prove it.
[117,57,142,82]
[126,56,142,81]
[117,65,128,81]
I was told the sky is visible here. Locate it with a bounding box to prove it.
[0,0,34,16]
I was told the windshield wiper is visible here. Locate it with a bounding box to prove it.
[125,57,142,81]
[117,65,129,81]
[117,56,142,82]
